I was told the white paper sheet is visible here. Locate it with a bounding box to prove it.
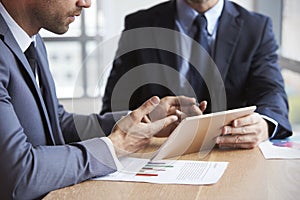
[94,157,228,185]
[259,136,300,159]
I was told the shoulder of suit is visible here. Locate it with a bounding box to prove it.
[228,1,269,23]
[124,1,173,28]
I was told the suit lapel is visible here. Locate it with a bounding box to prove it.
[1,27,38,86]
[0,15,55,144]
[214,0,244,80]
[20,43,56,144]
[35,37,65,144]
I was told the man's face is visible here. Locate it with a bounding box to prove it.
[184,0,218,12]
[31,0,91,34]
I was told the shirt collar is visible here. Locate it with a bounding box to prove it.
[0,2,36,52]
[176,0,224,35]
[176,0,198,34]
[205,0,224,35]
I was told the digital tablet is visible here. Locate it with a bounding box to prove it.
[151,106,257,160]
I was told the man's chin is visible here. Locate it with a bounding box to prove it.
[46,26,69,35]
[186,0,210,4]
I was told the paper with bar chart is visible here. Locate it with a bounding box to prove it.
[94,157,228,185]
[259,135,300,159]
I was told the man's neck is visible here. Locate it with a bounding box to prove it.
[1,0,39,36]
[185,0,219,13]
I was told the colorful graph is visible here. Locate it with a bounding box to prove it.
[271,139,300,150]
[135,161,174,177]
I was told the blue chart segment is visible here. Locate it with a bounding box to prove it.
[271,136,300,150]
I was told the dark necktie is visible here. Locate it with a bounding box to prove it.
[24,42,39,77]
[24,43,54,143]
[24,41,48,100]
[187,14,211,109]
[193,14,210,55]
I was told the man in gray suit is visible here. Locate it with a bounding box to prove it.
[0,0,205,199]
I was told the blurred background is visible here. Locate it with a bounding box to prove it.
[40,0,300,132]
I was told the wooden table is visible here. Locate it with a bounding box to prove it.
[44,138,300,200]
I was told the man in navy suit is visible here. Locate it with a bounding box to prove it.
[0,0,205,199]
[102,0,292,148]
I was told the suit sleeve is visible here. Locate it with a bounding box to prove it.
[0,61,118,199]
[245,17,292,138]
[0,104,118,199]
[58,103,128,142]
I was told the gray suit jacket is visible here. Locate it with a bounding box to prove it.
[0,14,125,199]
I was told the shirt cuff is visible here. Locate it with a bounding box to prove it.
[260,114,278,139]
[100,137,123,170]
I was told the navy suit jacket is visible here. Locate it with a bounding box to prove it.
[0,14,126,199]
[102,0,292,138]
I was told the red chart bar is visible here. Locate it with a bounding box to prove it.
[135,173,158,177]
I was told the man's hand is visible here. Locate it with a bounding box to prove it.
[148,96,206,121]
[108,96,178,157]
[147,96,207,137]
[216,113,269,149]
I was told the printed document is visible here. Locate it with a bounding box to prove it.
[259,134,300,159]
[95,157,228,185]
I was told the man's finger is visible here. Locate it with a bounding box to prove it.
[216,133,260,148]
[168,106,180,116]
[175,109,187,121]
[131,96,160,121]
[232,113,260,127]
[222,124,257,135]
[164,96,197,107]
[216,134,251,144]
[218,142,257,149]
[146,115,178,137]
[142,115,151,123]
[199,101,207,112]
